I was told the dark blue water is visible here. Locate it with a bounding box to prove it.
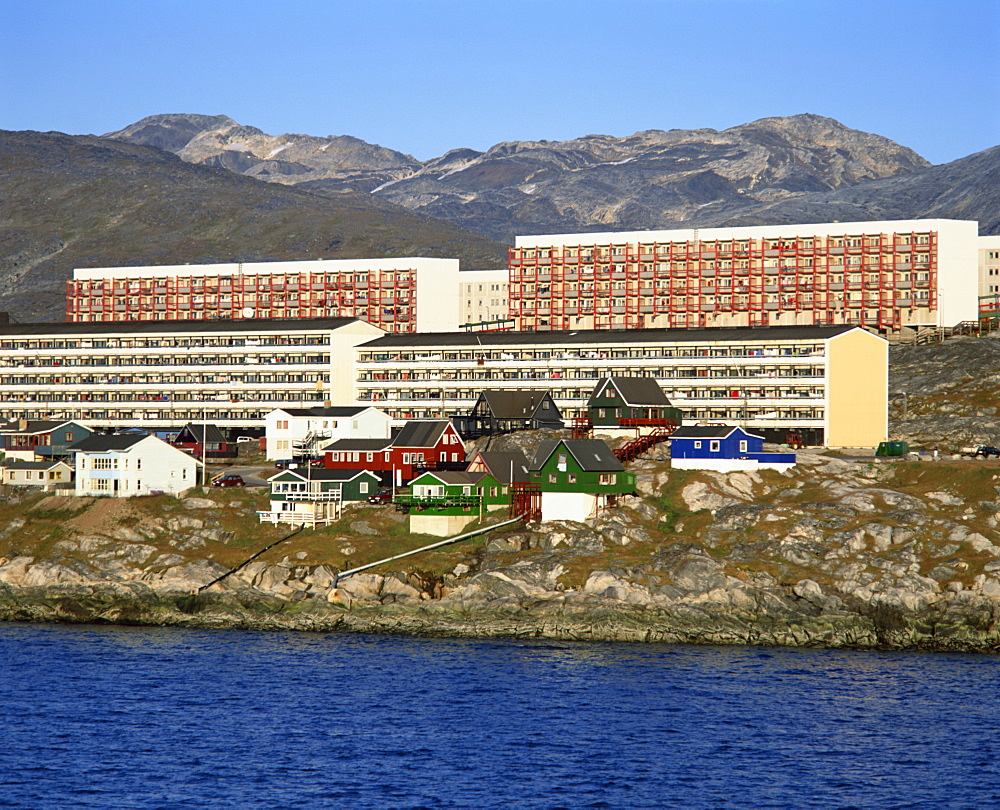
[1,624,999,809]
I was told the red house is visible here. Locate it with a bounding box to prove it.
[323,419,465,485]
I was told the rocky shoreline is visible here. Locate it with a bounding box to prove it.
[3,447,1000,651]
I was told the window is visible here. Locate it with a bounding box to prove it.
[568,473,577,484]
[693,441,702,449]
[710,441,721,452]
[549,473,558,483]
[739,440,748,452]
[360,481,369,494]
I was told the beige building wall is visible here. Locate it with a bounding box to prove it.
[979,235,1000,297]
[825,328,888,448]
[459,269,509,326]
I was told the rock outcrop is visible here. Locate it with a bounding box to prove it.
[4,451,1000,650]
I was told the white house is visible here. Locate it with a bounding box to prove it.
[71,434,201,497]
[265,406,393,461]
[0,459,74,491]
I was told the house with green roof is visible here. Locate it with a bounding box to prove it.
[529,438,636,522]
[401,470,506,536]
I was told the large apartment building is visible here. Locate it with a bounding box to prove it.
[65,258,463,333]
[355,325,888,448]
[0,318,383,431]
[508,219,979,333]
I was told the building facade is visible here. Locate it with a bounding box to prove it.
[508,219,979,333]
[978,235,1000,319]
[0,317,383,431]
[355,325,888,448]
[264,405,392,461]
[459,269,509,328]
[66,258,462,333]
[72,434,201,497]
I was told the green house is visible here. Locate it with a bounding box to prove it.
[529,438,636,522]
[402,470,507,537]
[261,468,381,527]
[587,377,683,428]
[403,471,507,515]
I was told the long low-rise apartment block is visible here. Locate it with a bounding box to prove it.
[355,325,888,448]
[66,257,468,333]
[0,318,383,431]
[508,219,979,333]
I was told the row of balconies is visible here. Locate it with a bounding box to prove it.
[72,278,414,294]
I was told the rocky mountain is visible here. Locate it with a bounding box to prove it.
[109,114,937,242]
[0,129,506,322]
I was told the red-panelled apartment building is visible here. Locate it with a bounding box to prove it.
[508,219,979,334]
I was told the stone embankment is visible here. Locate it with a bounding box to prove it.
[3,448,1000,650]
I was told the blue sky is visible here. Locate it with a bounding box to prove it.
[1,0,996,165]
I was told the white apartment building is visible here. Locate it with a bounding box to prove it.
[0,318,383,431]
[355,325,888,448]
[509,219,979,333]
[979,235,1000,317]
[67,257,463,333]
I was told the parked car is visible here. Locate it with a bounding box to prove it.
[212,474,245,487]
[236,436,256,443]
[275,459,298,470]
[368,489,393,504]
[960,445,1000,458]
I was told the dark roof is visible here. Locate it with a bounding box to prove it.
[275,469,378,482]
[593,377,671,407]
[325,438,394,452]
[671,425,763,440]
[530,438,624,472]
[414,471,488,486]
[0,459,71,470]
[176,423,226,443]
[477,390,555,419]
[274,406,371,418]
[361,324,861,349]
[0,317,364,338]
[69,434,149,452]
[392,420,450,448]
[0,420,77,434]
[469,450,531,484]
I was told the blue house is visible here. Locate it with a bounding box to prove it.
[670,425,795,472]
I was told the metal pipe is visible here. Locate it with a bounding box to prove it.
[334,515,524,586]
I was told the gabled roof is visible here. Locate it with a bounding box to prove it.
[592,377,671,407]
[325,438,394,452]
[0,459,72,470]
[530,439,624,472]
[70,434,148,452]
[392,419,453,448]
[670,425,763,440]
[413,471,489,486]
[176,423,226,443]
[469,450,531,484]
[0,419,83,435]
[270,468,378,483]
[272,406,374,418]
[475,390,556,419]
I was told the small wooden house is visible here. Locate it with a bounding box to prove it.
[0,419,93,461]
[0,458,74,491]
[260,468,381,527]
[529,438,636,522]
[71,434,201,497]
[587,377,682,430]
[452,390,563,439]
[324,419,465,485]
[669,425,796,472]
[172,423,238,461]
[403,470,505,537]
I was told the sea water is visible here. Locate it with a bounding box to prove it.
[1,623,998,809]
